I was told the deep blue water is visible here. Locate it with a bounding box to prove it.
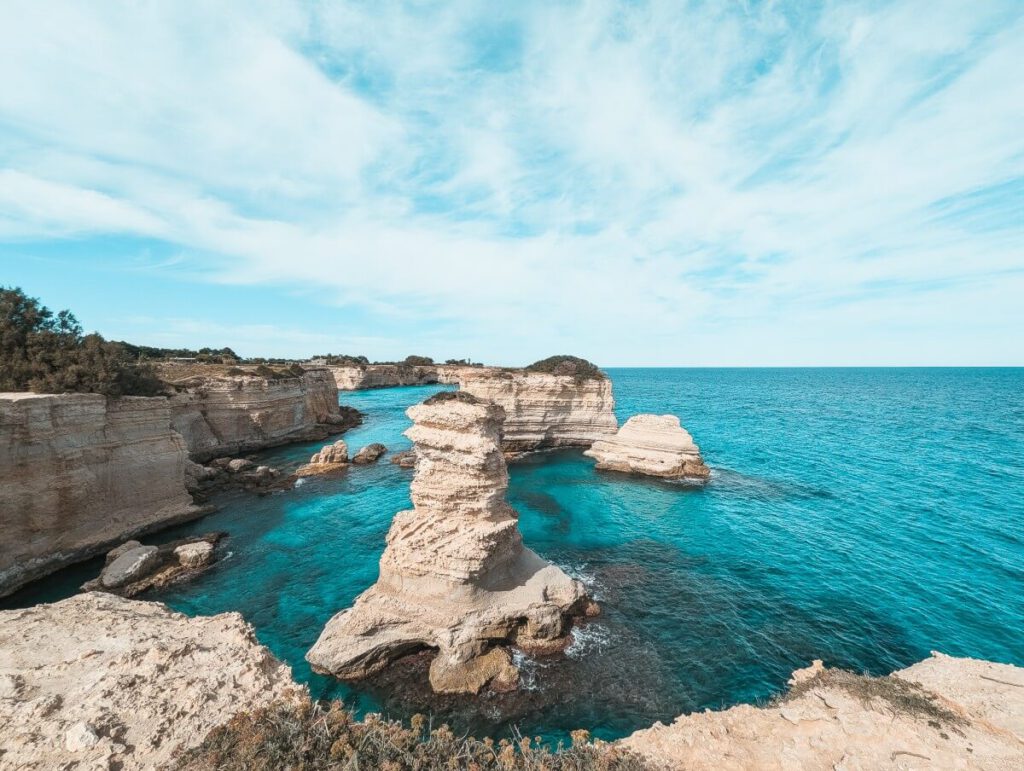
[6,369,1024,742]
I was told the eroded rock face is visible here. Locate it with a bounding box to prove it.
[306,391,593,694]
[327,364,466,390]
[296,439,350,477]
[621,653,1024,770]
[457,368,617,454]
[0,393,203,597]
[0,593,302,771]
[585,414,710,481]
[168,368,349,461]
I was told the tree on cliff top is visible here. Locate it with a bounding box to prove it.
[0,287,164,397]
[525,355,604,381]
[404,354,434,366]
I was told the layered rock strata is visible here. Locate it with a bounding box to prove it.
[168,368,354,461]
[0,592,302,771]
[585,414,710,481]
[306,391,593,694]
[326,364,466,390]
[457,368,618,454]
[622,653,1024,770]
[0,393,203,597]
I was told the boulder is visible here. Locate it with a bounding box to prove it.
[174,541,215,569]
[584,414,710,481]
[227,458,255,473]
[296,439,350,477]
[352,443,387,464]
[100,546,161,589]
[390,450,416,468]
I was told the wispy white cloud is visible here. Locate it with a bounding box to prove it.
[0,0,1021,364]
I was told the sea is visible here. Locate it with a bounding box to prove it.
[6,368,1023,744]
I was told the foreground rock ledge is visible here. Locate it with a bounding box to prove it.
[622,653,1024,770]
[0,593,302,771]
[585,414,711,481]
[306,391,593,694]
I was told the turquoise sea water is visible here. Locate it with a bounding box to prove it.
[6,369,1024,742]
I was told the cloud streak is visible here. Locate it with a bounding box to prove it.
[0,0,1021,364]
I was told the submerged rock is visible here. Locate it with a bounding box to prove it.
[585,414,710,482]
[352,442,387,464]
[306,390,593,694]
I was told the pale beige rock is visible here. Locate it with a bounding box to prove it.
[585,414,710,481]
[0,592,302,771]
[326,364,466,390]
[174,541,214,568]
[100,546,161,589]
[0,393,203,597]
[307,391,591,693]
[458,368,617,453]
[296,439,349,477]
[621,653,1024,770]
[168,368,345,461]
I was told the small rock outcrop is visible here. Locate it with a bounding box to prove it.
[0,393,203,597]
[81,533,224,597]
[585,414,710,481]
[296,439,350,477]
[0,593,302,771]
[622,653,1024,769]
[307,391,594,694]
[458,366,617,455]
[352,443,387,464]
[390,449,417,468]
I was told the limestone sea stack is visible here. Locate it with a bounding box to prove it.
[585,414,711,482]
[306,391,594,694]
[296,439,349,476]
[0,593,302,771]
[458,365,617,455]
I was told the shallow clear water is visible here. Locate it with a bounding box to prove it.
[6,370,1024,742]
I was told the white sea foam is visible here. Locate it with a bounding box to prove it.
[566,622,612,660]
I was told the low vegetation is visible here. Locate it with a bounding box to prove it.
[525,356,605,382]
[175,698,651,771]
[0,287,164,397]
[783,668,967,728]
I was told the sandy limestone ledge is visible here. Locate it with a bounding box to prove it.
[585,413,710,481]
[306,391,593,693]
[622,653,1024,770]
[0,592,302,771]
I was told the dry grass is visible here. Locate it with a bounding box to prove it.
[175,697,652,771]
[783,669,967,729]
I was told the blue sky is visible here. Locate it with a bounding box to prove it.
[1,0,1022,365]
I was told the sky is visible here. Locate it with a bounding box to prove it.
[1,0,1022,366]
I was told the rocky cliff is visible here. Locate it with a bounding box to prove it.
[457,368,618,454]
[326,364,465,390]
[0,592,302,771]
[168,368,350,461]
[306,391,594,694]
[622,653,1024,769]
[0,393,203,597]
[585,414,711,481]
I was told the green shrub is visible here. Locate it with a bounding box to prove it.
[0,287,164,397]
[525,356,604,382]
[174,697,651,771]
[404,355,435,366]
